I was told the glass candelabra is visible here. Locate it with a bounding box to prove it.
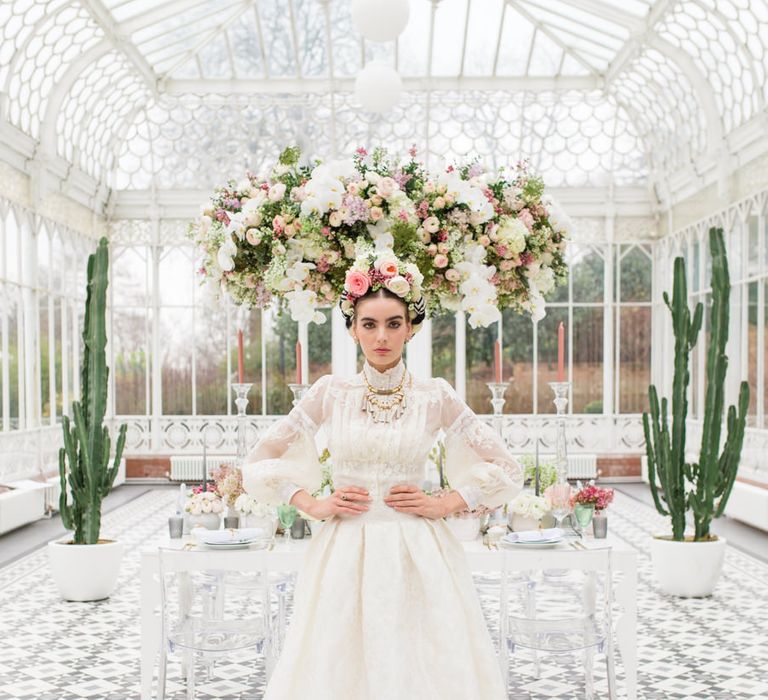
[486,381,511,434]
[288,382,310,407]
[231,383,252,465]
[548,381,570,483]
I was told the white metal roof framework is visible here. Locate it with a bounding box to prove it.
[0,0,767,217]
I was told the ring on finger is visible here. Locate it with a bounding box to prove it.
[340,492,349,501]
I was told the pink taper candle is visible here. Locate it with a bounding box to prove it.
[296,340,302,384]
[557,322,565,382]
[494,339,502,383]
[237,330,245,383]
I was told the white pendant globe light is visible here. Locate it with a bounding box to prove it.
[351,0,410,43]
[354,62,403,113]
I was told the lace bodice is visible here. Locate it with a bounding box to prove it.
[242,360,523,513]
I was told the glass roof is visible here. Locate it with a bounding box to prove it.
[0,0,766,196]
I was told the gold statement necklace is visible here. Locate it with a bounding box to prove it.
[361,363,412,423]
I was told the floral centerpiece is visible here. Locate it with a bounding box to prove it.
[233,493,278,534]
[508,492,550,531]
[189,146,568,327]
[211,464,244,509]
[185,485,224,530]
[572,482,615,512]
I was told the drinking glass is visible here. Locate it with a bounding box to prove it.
[277,504,298,546]
[573,503,595,537]
[548,482,572,530]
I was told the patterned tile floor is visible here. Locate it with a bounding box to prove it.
[0,490,767,699]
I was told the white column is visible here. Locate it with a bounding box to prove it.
[455,310,466,401]
[603,216,615,416]
[406,318,431,380]
[21,216,37,429]
[298,319,309,384]
[331,305,357,378]
[150,226,162,450]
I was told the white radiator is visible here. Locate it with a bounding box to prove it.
[170,456,237,481]
[530,454,598,480]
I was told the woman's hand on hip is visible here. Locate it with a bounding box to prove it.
[307,486,371,519]
[384,484,447,520]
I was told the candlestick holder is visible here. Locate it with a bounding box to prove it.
[548,381,570,483]
[288,382,310,407]
[486,381,510,434]
[231,382,252,465]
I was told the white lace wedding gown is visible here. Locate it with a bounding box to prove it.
[242,359,522,700]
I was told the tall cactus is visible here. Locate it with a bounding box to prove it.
[58,237,127,545]
[643,227,748,542]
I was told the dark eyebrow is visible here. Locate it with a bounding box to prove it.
[360,315,405,322]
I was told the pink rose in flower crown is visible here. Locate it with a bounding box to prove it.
[377,259,399,277]
[345,270,370,297]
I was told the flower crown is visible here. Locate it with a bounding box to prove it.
[339,252,427,334]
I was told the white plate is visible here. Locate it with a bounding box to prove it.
[201,539,269,550]
[500,539,564,549]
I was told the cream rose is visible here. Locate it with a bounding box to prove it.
[385,275,410,297]
[329,211,343,227]
[423,216,440,233]
[433,254,449,268]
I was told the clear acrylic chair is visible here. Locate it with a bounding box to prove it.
[157,547,271,700]
[504,548,617,699]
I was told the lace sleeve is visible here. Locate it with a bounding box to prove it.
[437,378,523,511]
[241,374,330,504]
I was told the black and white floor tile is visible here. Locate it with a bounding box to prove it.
[0,489,766,700]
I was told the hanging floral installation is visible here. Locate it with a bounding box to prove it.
[189,146,569,328]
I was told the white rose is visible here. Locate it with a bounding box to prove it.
[498,218,528,255]
[404,262,424,286]
[268,182,286,201]
[329,211,343,227]
[423,216,440,233]
[211,499,223,514]
[385,275,410,297]
[188,501,202,515]
[200,499,212,514]
[528,265,555,295]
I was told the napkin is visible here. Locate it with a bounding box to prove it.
[194,528,265,545]
[501,527,564,543]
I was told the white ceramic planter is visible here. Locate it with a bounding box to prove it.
[509,513,540,532]
[650,535,727,597]
[445,516,482,541]
[48,539,123,602]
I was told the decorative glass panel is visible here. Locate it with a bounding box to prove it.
[618,306,651,413]
[161,307,193,414]
[113,307,149,415]
[502,309,533,414]
[536,307,568,414]
[572,306,603,413]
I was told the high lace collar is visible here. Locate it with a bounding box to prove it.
[362,357,407,391]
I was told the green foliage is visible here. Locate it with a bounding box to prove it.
[643,228,748,541]
[583,400,603,414]
[518,454,558,491]
[278,146,301,166]
[58,238,128,545]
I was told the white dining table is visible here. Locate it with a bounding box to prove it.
[140,534,637,699]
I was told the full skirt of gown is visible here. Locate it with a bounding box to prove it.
[262,507,507,700]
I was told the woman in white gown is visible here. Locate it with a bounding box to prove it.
[243,252,522,700]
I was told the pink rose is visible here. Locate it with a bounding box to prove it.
[272,215,285,233]
[345,270,370,296]
[379,260,398,277]
[434,254,449,268]
[370,206,384,221]
[518,208,534,232]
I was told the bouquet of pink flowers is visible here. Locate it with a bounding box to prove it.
[572,482,615,512]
